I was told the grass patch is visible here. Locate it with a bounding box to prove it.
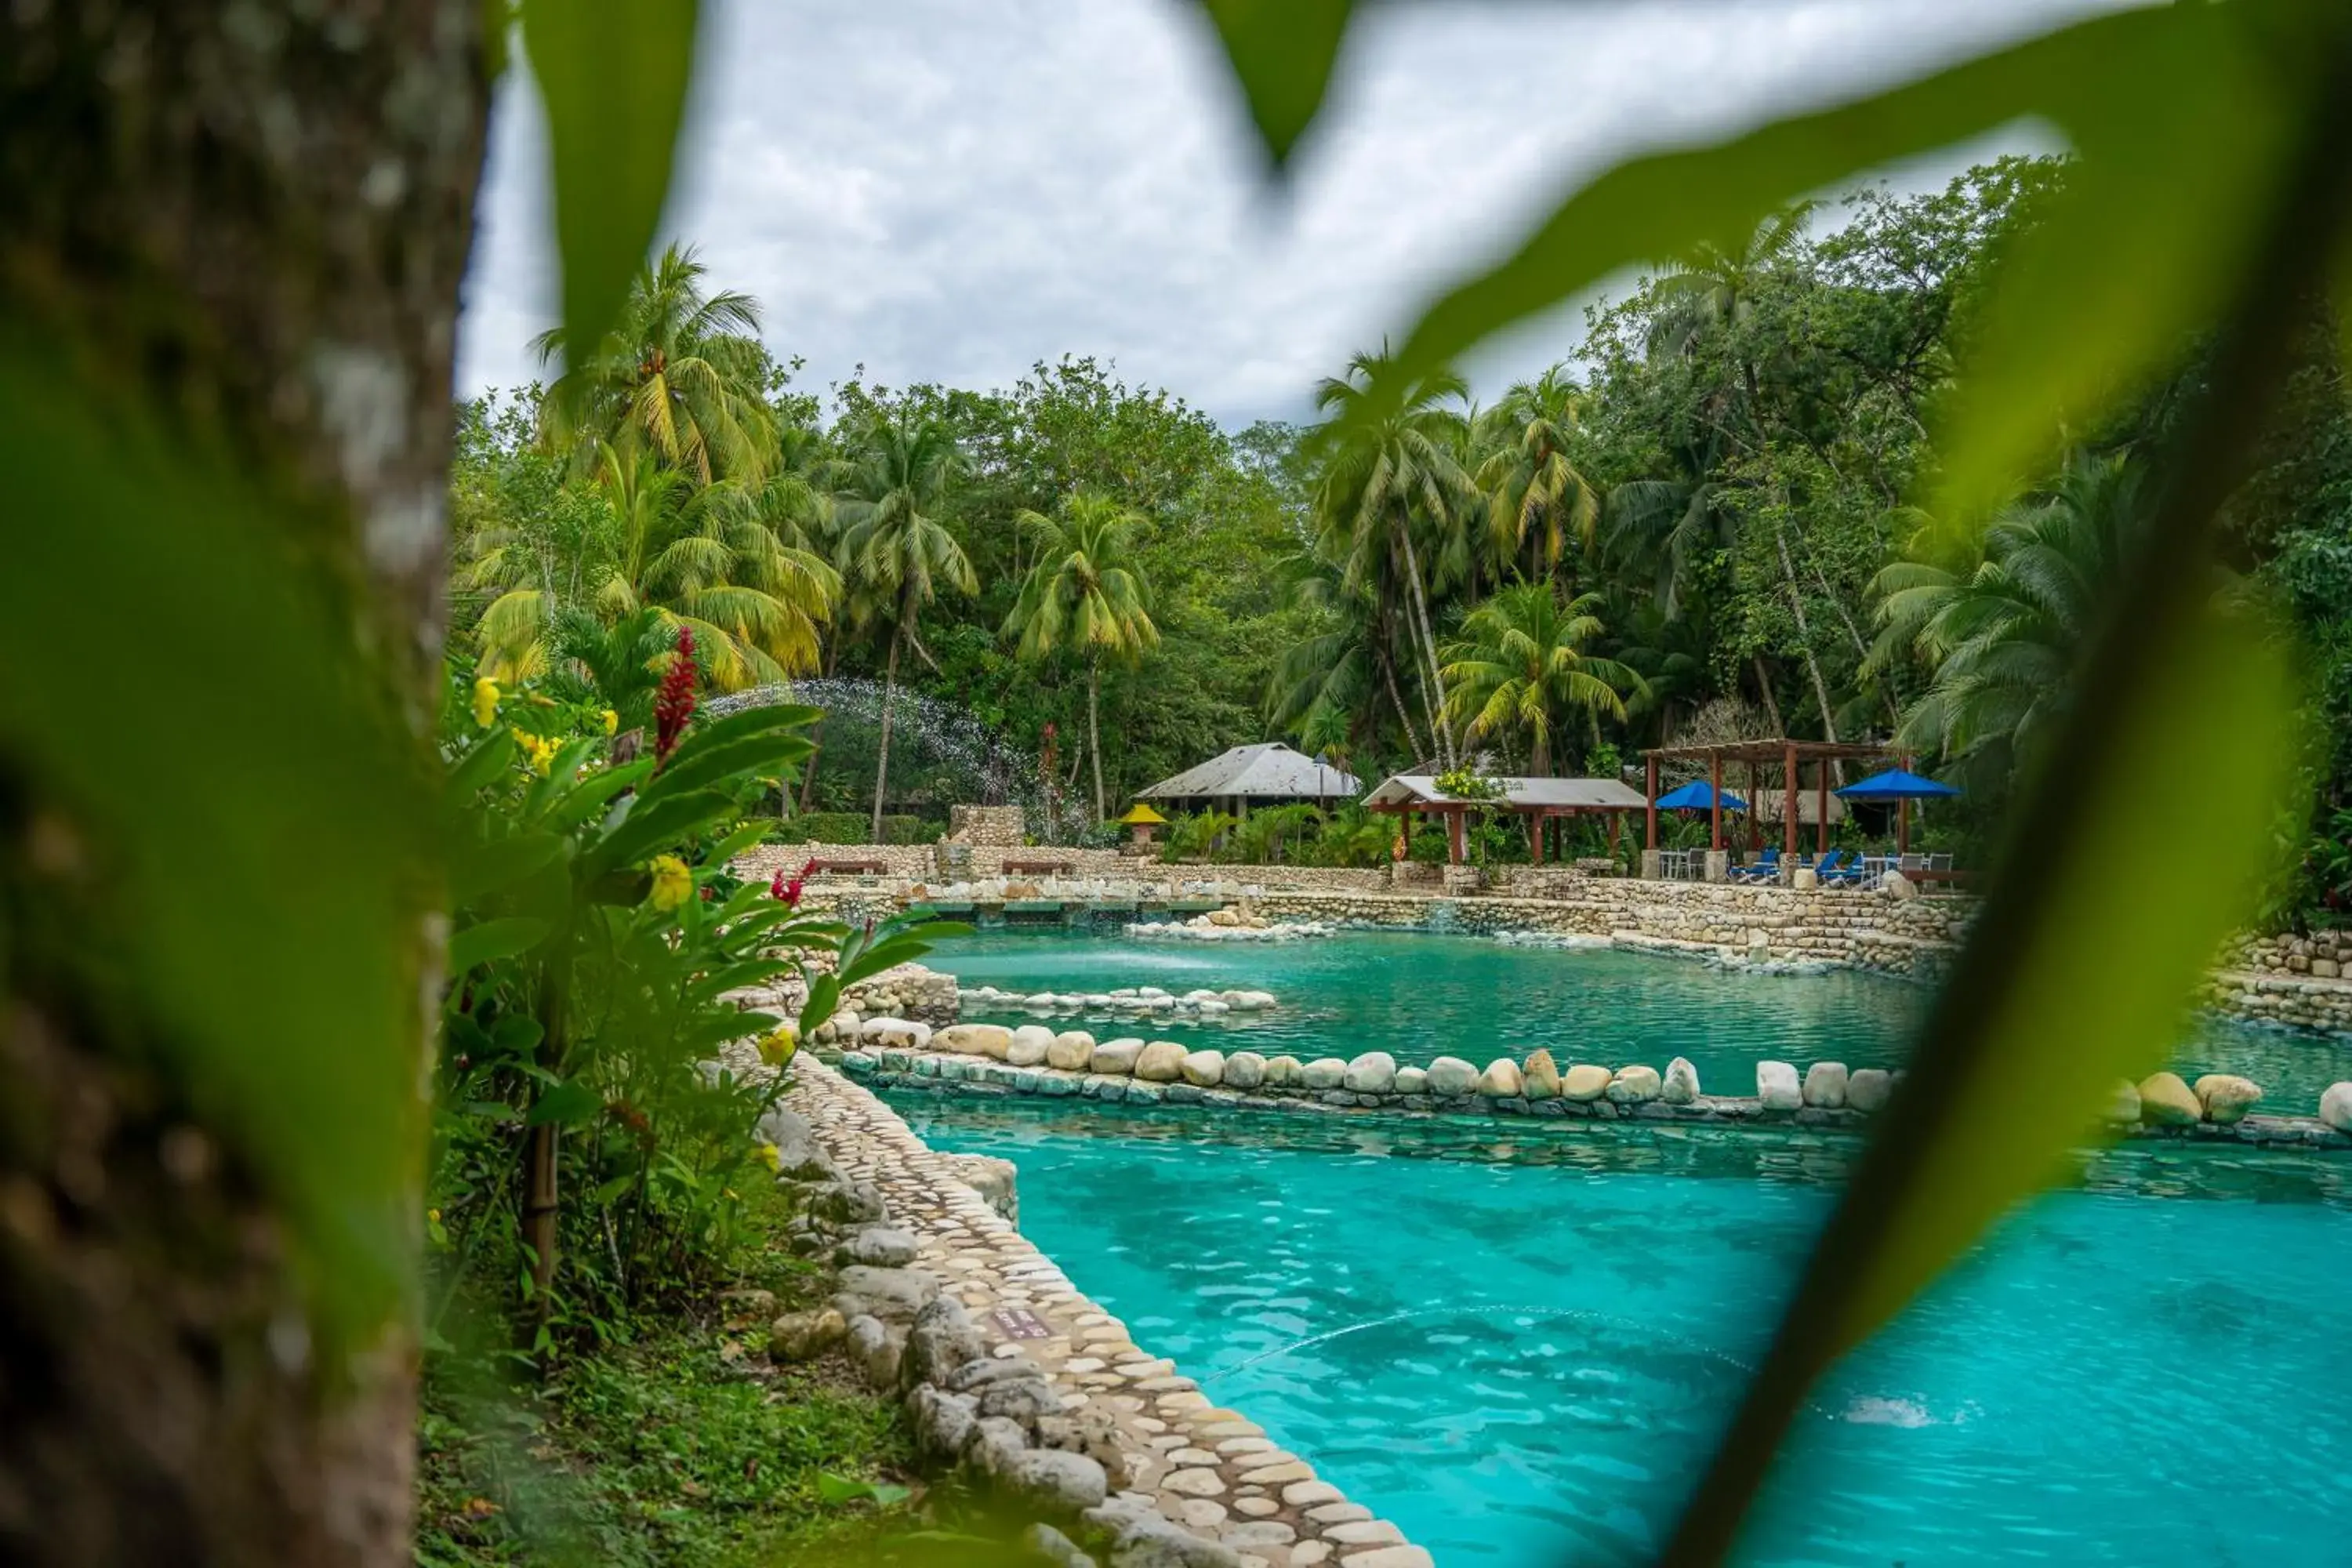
[416,1177,920,1566]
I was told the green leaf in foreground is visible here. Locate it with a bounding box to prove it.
[1196,0,1354,170]
[523,0,701,361]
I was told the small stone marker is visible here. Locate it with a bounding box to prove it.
[990,1306,1053,1341]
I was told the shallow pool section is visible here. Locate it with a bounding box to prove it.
[897,1093,2352,1566]
[922,928,2352,1107]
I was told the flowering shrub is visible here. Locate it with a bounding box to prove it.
[430,660,962,1353]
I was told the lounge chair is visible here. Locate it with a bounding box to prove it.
[1819,850,1868,887]
[1730,847,1781,884]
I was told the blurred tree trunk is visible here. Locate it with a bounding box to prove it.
[0,4,487,1565]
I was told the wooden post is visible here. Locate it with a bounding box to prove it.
[1783,742,1798,858]
[1610,811,1622,851]
[1898,750,1913,856]
[1646,754,1659,850]
[1747,761,1761,851]
[1447,808,1465,865]
[1817,761,1830,856]
[1709,751,1723,851]
[1530,810,1544,865]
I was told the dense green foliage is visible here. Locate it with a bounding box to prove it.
[448,157,2352,922]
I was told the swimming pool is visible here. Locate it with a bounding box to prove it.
[897,1093,2352,1566]
[922,928,2352,1108]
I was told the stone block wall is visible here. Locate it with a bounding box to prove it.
[945,804,1025,846]
[2224,930,2352,980]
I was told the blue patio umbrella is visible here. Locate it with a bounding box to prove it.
[1653,779,1748,812]
[1834,768,1962,800]
[1835,768,1960,854]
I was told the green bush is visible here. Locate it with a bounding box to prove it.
[773,811,939,846]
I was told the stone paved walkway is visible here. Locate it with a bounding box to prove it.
[781,1054,1432,1568]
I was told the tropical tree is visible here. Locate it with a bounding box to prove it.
[1004,492,1160,820]
[1872,450,2148,791]
[470,440,838,690]
[1645,202,1815,364]
[1475,365,1603,579]
[1439,582,1646,775]
[1306,349,1478,765]
[534,242,776,486]
[834,410,978,839]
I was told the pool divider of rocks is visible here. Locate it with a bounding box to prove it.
[837,1026,2352,1152]
[742,1046,1436,1568]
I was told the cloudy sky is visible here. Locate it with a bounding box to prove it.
[457,0,2103,428]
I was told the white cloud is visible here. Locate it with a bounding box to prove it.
[456,0,2113,426]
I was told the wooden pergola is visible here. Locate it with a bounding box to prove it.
[1642,739,1897,860]
[1363,774,1648,866]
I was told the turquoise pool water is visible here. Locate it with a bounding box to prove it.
[924,929,2352,1107]
[898,1094,2352,1566]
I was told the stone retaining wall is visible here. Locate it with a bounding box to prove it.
[1247,882,1969,980]
[2201,969,2352,1035]
[758,1052,1433,1568]
[840,1040,2352,1155]
[2225,930,2352,980]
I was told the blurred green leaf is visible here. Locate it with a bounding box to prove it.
[815,1471,909,1508]
[523,0,701,359]
[798,973,840,1037]
[1196,0,1353,170]
[583,788,734,873]
[447,916,553,974]
[526,1080,604,1129]
[449,832,566,906]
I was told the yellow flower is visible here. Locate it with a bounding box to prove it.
[427,1208,441,1224]
[755,1142,782,1173]
[512,729,558,777]
[471,677,500,728]
[601,708,619,736]
[757,1025,799,1068]
[647,853,692,912]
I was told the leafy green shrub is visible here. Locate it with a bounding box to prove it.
[432,664,963,1356]
[773,811,938,845]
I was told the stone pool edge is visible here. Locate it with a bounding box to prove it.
[837,1047,2352,1156]
[778,1052,1434,1568]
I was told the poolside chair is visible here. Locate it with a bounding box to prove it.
[1820,850,1869,887]
[1730,847,1781,884]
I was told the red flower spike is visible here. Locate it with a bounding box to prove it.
[653,625,698,765]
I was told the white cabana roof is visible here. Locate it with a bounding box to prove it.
[1363,775,1649,810]
[1136,742,1362,800]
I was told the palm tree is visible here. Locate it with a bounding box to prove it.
[470,440,837,691]
[1003,492,1160,821]
[1439,582,1645,775]
[1871,450,2147,791]
[834,410,977,840]
[1306,348,1478,765]
[1645,203,1814,364]
[1475,365,1602,579]
[534,243,776,485]
[1265,551,1425,762]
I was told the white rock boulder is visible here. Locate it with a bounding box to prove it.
[2320,1081,2352,1133]
[1090,1037,1144,1076]
[1180,1049,1226,1087]
[1343,1051,1397,1094]
[1393,1065,1428,1095]
[1846,1067,1893,1113]
[1606,1065,1661,1104]
[1302,1057,1348,1091]
[1757,1061,1802,1111]
[2193,1073,2262,1125]
[1134,1041,1189,1083]
[1661,1056,1700,1105]
[1424,1056,1479,1096]
[1224,1051,1266,1091]
[1802,1062,1849,1109]
[1562,1064,1612,1102]
[1478,1058,1524,1098]
[1047,1030,1096,1072]
[1007,1025,1055,1068]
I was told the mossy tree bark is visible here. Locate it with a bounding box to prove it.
[0,4,487,1564]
